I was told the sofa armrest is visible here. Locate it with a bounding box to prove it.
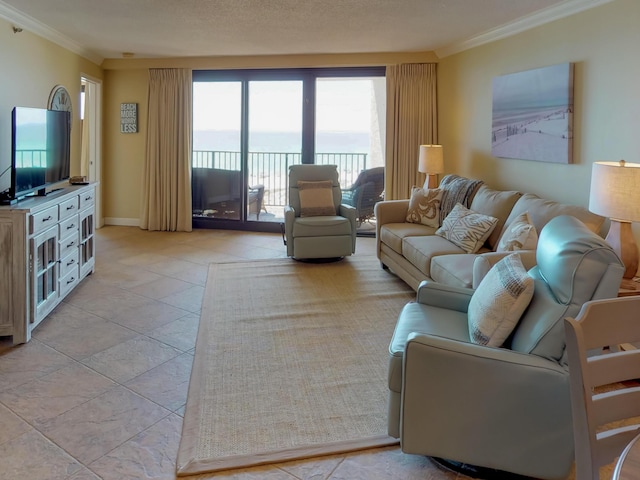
[415,280,474,312]
[339,204,358,252]
[401,333,573,478]
[472,250,537,288]
[375,200,410,227]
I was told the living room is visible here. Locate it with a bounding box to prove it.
[0,1,639,479]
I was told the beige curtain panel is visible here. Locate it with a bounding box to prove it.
[140,68,193,232]
[385,63,438,200]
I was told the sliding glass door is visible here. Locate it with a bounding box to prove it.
[192,67,385,232]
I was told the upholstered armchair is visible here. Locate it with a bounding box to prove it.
[284,164,357,259]
[388,215,624,479]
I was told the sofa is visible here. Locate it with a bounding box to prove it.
[387,215,625,479]
[375,175,606,290]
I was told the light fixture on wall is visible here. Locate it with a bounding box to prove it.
[589,160,640,289]
[418,144,444,189]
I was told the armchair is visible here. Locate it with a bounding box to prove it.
[388,215,624,479]
[284,164,357,259]
[341,166,384,226]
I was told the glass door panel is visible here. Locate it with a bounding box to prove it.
[247,81,303,222]
[192,82,242,221]
[315,77,386,232]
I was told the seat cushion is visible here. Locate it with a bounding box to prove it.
[388,302,470,393]
[379,223,435,255]
[430,253,479,288]
[292,216,352,237]
[402,235,465,277]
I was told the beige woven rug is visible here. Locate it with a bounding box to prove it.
[176,255,414,476]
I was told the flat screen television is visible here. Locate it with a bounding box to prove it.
[9,106,71,201]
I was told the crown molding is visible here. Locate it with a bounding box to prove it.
[0,0,103,65]
[435,0,616,58]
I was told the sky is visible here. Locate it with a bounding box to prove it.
[193,78,375,133]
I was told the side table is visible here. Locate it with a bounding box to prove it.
[613,432,640,480]
[619,277,640,297]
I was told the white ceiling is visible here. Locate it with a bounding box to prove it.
[0,0,613,64]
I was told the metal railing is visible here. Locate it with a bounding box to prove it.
[14,149,47,168]
[192,150,367,207]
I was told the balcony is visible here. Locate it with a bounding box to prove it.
[192,150,370,224]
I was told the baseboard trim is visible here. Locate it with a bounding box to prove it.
[104,217,140,227]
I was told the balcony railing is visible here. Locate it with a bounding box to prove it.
[192,150,367,207]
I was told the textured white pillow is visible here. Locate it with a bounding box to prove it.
[436,203,498,253]
[406,187,443,227]
[468,254,534,347]
[497,211,538,252]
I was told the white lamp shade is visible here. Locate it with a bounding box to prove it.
[589,161,640,222]
[418,145,444,174]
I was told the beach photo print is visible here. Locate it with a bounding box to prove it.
[491,63,574,164]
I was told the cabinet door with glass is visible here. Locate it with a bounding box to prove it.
[30,225,59,326]
[79,206,95,278]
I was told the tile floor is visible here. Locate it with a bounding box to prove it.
[0,226,501,479]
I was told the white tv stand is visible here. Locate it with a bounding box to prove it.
[0,183,96,344]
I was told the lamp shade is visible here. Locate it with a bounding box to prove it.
[418,145,444,174]
[589,161,640,222]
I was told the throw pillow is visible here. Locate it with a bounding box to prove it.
[406,187,443,227]
[435,203,498,253]
[297,180,336,217]
[497,211,538,252]
[468,254,534,347]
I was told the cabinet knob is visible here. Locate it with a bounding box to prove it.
[42,216,52,222]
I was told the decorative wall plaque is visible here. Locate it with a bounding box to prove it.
[120,103,138,133]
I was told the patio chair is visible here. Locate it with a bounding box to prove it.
[341,166,384,226]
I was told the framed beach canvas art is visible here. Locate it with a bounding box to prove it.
[491,63,574,164]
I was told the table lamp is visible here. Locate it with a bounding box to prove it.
[418,145,444,189]
[589,160,640,290]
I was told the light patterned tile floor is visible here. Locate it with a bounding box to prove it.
[0,226,481,479]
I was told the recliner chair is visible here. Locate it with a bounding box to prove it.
[387,215,624,479]
[284,164,357,259]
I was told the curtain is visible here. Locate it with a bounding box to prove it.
[385,63,438,200]
[80,83,91,178]
[140,68,193,232]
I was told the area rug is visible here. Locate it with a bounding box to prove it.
[176,255,415,476]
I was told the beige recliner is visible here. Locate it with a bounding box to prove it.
[284,164,356,260]
[388,215,624,479]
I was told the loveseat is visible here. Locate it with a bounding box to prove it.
[375,175,606,290]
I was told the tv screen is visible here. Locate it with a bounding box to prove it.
[11,107,71,200]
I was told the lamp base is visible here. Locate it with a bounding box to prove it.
[605,219,639,283]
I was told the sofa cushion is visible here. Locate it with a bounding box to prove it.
[469,186,523,250]
[436,203,499,254]
[406,187,443,227]
[468,254,534,347]
[497,211,538,252]
[430,254,479,288]
[380,223,436,255]
[297,180,336,217]
[500,193,605,238]
[403,235,465,276]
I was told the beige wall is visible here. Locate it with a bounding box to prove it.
[438,0,639,206]
[438,0,640,270]
[101,51,434,223]
[0,17,102,194]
